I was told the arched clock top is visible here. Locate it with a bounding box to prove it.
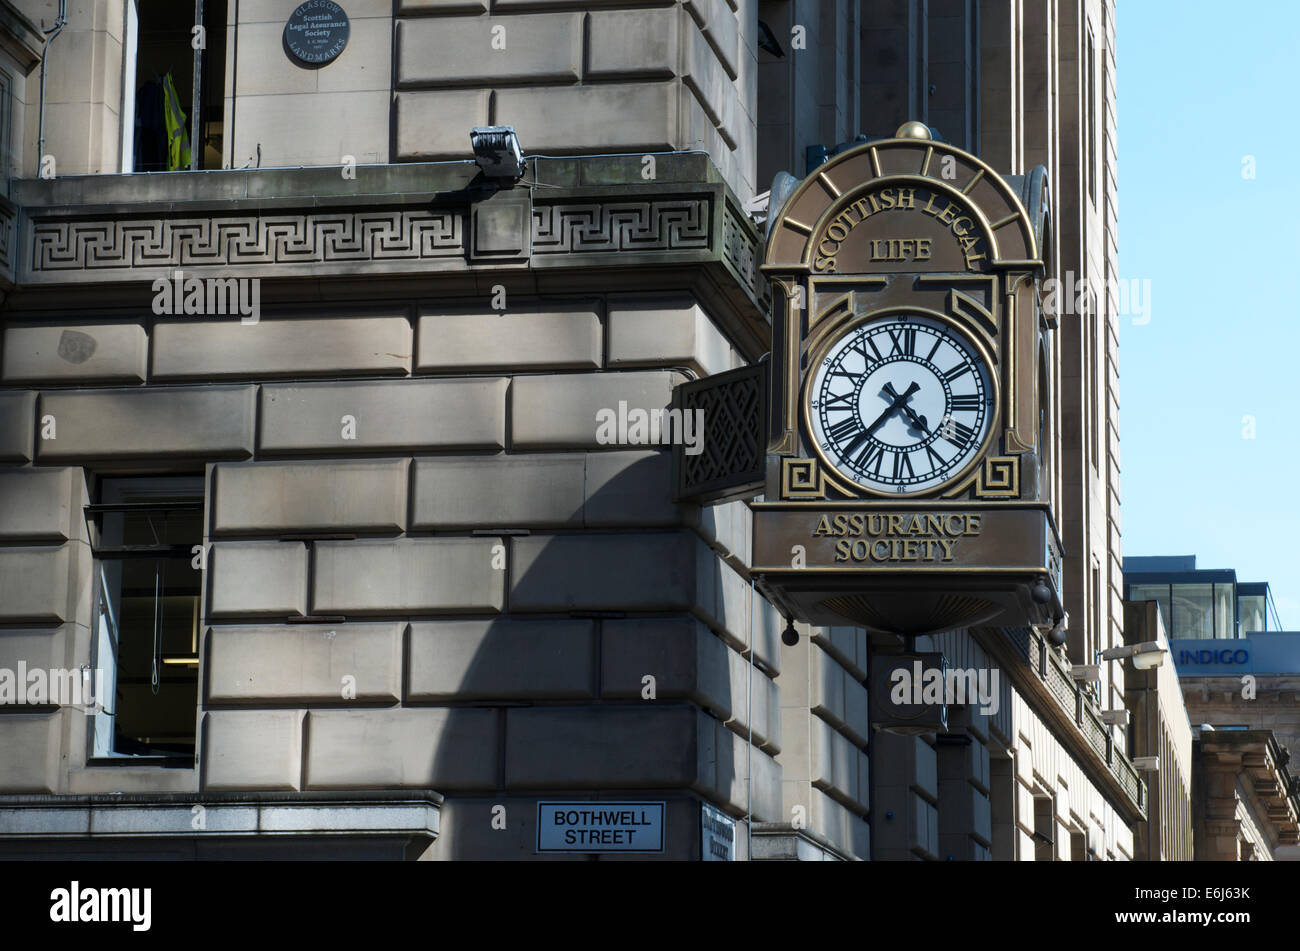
[762,124,1043,275]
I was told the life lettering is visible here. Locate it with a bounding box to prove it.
[871,238,931,262]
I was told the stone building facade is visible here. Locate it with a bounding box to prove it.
[0,0,1143,860]
[1122,600,1193,861]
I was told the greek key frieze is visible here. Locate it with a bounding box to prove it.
[28,209,464,272]
[531,199,710,254]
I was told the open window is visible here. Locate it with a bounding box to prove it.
[124,0,228,172]
[88,475,204,761]
[1032,792,1055,861]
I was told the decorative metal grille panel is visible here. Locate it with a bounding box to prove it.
[673,363,767,505]
[1045,651,1076,714]
[1081,704,1108,760]
[1114,754,1142,808]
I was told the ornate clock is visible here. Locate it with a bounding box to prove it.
[728,122,1064,640]
[804,313,996,496]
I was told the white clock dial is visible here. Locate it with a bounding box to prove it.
[806,314,995,494]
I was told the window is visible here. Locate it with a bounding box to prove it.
[1070,830,1093,862]
[1170,583,1212,639]
[89,475,204,760]
[1038,338,1053,511]
[1033,794,1055,861]
[1129,583,1170,635]
[126,0,228,172]
[1131,581,1237,638]
[1238,594,1265,634]
[1213,584,1234,640]
[1088,311,1099,470]
[0,66,11,193]
[1085,26,1097,208]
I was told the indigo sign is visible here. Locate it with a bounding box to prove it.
[1177,648,1249,666]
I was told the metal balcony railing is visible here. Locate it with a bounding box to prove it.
[1002,626,1147,818]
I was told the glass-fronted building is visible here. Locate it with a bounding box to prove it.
[1123,555,1281,641]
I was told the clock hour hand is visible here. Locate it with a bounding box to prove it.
[883,381,929,433]
[865,381,920,435]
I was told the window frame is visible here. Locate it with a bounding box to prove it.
[85,473,205,765]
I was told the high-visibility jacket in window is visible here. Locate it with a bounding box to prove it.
[162,72,192,172]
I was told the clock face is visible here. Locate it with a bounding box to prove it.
[806,314,995,495]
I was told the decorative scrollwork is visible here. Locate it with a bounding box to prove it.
[973,455,1020,498]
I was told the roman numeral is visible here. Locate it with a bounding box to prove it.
[855,443,885,475]
[888,327,917,356]
[925,444,948,471]
[949,394,982,411]
[925,335,943,362]
[821,392,856,409]
[943,363,971,382]
[853,337,877,370]
[893,452,915,480]
[826,417,863,443]
[944,420,977,448]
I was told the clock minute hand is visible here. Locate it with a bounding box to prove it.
[865,381,920,435]
[883,381,929,433]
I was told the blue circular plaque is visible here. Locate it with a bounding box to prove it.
[284,1,350,68]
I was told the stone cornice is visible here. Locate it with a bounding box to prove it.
[3,154,768,356]
[0,0,43,74]
[1198,731,1300,845]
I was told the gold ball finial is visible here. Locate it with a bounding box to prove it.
[895,121,932,140]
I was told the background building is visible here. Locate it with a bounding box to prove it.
[1122,599,1193,861]
[1125,555,1300,860]
[0,0,1138,860]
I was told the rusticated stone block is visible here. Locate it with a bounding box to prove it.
[212,460,409,535]
[312,538,505,615]
[0,713,61,792]
[0,468,75,541]
[510,370,681,450]
[410,455,584,529]
[416,302,600,371]
[202,710,303,791]
[0,391,36,462]
[152,316,412,380]
[0,546,71,623]
[606,293,731,377]
[600,618,731,715]
[36,386,255,461]
[505,704,701,789]
[494,83,677,153]
[206,623,403,703]
[408,618,595,700]
[207,542,309,619]
[259,379,506,453]
[304,707,498,789]
[2,322,147,383]
[397,14,581,86]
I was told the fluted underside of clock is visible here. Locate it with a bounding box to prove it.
[752,568,1059,636]
[819,591,999,636]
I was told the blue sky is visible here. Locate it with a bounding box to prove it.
[1116,0,1300,627]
